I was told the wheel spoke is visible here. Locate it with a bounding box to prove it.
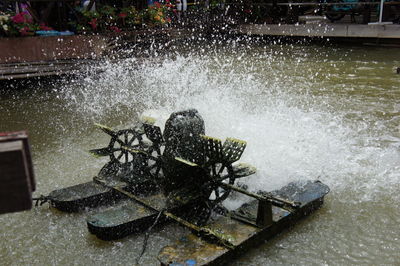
[212,165,217,177]
[217,165,225,175]
[93,126,165,185]
[215,189,220,199]
[124,150,129,163]
[148,155,159,161]
[207,161,237,204]
[116,138,125,146]
[155,166,161,177]
[128,135,136,146]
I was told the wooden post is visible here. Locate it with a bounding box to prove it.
[0,131,35,215]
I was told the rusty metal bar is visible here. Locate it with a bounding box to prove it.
[219,182,300,211]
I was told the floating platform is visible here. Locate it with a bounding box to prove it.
[237,23,400,43]
[47,177,158,213]
[47,181,118,213]
[39,110,330,265]
[158,180,330,266]
[87,192,166,241]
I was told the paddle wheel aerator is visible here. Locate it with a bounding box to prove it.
[36,109,329,265]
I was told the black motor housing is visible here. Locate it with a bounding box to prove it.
[162,109,206,194]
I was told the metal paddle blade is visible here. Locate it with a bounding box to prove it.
[232,163,256,178]
[201,135,223,163]
[141,116,156,125]
[222,138,247,164]
[174,157,199,167]
[89,147,112,157]
[143,123,164,144]
[94,123,116,137]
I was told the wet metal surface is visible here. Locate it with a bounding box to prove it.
[158,181,328,265]
[49,181,111,202]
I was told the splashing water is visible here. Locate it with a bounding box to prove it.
[1,41,399,264]
[62,44,399,202]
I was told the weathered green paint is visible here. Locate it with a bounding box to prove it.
[141,116,156,125]
[231,163,256,178]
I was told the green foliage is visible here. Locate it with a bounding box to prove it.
[209,0,225,9]
[119,7,141,27]
[141,2,172,26]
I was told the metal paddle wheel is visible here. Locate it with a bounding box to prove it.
[90,120,165,191]
[39,119,165,212]
[37,109,330,265]
[165,134,252,226]
[63,108,260,241]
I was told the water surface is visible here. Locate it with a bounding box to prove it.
[0,41,399,265]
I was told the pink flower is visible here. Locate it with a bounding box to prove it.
[12,12,32,24]
[154,1,162,8]
[88,18,97,30]
[109,26,121,33]
[12,13,25,23]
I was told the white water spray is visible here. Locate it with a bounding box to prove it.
[61,46,400,205]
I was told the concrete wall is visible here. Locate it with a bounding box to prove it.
[237,24,400,39]
[0,35,109,64]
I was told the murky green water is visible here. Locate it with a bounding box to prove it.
[1,41,399,265]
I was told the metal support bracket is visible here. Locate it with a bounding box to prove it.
[256,199,273,227]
